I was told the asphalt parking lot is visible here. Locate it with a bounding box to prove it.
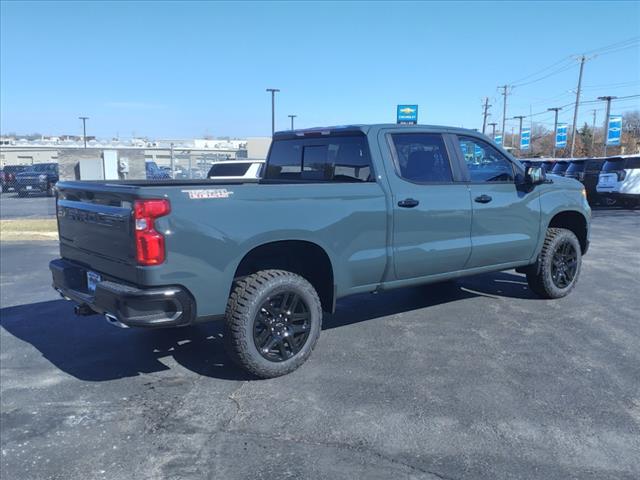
[1,209,639,480]
[0,192,56,219]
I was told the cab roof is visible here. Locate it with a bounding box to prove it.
[273,124,483,140]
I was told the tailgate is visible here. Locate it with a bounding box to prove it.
[56,182,137,271]
[597,173,617,190]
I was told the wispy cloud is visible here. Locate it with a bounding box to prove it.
[104,101,166,109]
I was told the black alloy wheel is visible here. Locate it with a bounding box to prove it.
[550,240,578,289]
[253,291,311,362]
[224,269,322,378]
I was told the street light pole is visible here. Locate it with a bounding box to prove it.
[288,114,297,131]
[266,88,280,136]
[547,107,562,158]
[170,142,175,179]
[78,116,89,148]
[598,96,616,157]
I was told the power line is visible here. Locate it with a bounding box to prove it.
[582,80,640,89]
[512,62,578,88]
[508,57,574,86]
[582,36,640,55]
[596,44,640,59]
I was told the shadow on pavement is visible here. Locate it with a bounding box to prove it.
[0,272,536,382]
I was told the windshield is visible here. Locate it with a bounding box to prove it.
[552,163,569,174]
[30,164,55,173]
[602,160,625,172]
[566,161,585,174]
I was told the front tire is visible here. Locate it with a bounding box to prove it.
[224,270,322,378]
[526,228,582,299]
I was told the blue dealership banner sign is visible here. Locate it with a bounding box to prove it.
[397,105,418,124]
[494,134,502,146]
[520,128,531,150]
[606,115,622,146]
[555,123,568,148]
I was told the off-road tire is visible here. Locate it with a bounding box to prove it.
[526,227,582,299]
[224,269,322,378]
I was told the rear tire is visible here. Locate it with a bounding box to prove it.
[526,227,582,299]
[224,269,322,378]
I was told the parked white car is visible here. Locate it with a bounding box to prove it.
[207,160,264,180]
[596,155,640,207]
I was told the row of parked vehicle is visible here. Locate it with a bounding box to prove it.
[1,163,59,197]
[1,160,220,196]
[521,155,640,207]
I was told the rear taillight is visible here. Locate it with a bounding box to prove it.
[134,199,170,266]
[617,170,627,182]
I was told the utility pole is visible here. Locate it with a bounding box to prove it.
[488,122,497,139]
[513,115,526,153]
[481,97,491,135]
[78,116,89,148]
[288,114,297,131]
[548,107,562,158]
[570,55,591,157]
[499,85,510,148]
[590,109,597,153]
[598,96,617,156]
[266,88,280,136]
[510,126,516,148]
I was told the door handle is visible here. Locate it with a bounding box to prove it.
[398,198,420,208]
[474,194,493,204]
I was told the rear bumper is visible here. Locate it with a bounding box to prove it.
[17,180,47,192]
[50,258,196,328]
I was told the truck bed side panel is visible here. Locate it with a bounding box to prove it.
[158,182,388,317]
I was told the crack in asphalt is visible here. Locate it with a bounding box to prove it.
[200,383,459,479]
[224,381,248,429]
[219,428,458,480]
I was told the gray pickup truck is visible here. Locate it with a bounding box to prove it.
[50,124,591,378]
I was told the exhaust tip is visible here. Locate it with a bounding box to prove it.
[105,313,129,329]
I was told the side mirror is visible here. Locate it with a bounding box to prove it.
[526,166,546,185]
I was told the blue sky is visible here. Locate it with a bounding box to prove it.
[1,1,639,138]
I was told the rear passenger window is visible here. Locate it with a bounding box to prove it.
[266,141,303,179]
[265,136,373,182]
[602,160,625,172]
[458,136,514,182]
[390,133,453,183]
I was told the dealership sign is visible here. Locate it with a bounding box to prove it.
[606,115,622,146]
[520,128,531,150]
[494,134,502,146]
[555,123,568,148]
[397,105,418,124]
